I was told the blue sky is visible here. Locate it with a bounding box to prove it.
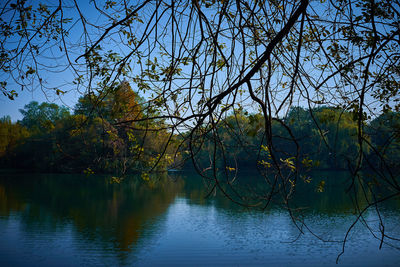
[0,88,79,122]
[0,1,103,121]
[1,1,397,122]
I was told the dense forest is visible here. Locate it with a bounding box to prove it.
[1,81,399,177]
[0,81,181,175]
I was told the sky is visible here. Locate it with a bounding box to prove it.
[0,0,193,122]
[1,1,397,122]
[0,1,178,122]
[0,88,79,122]
[0,0,103,121]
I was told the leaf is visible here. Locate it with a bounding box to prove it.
[226,166,236,171]
[110,176,121,184]
[141,172,150,181]
[26,66,36,76]
[301,157,313,168]
[280,157,296,171]
[316,180,325,193]
[55,89,65,95]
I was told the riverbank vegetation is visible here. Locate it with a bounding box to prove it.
[1,87,399,177]
[0,81,182,174]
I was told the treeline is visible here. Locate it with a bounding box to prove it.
[187,107,400,174]
[1,84,399,174]
[0,81,181,174]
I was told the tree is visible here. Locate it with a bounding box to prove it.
[74,81,179,174]
[0,116,29,163]
[367,111,400,173]
[7,83,178,173]
[19,101,70,134]
[284,106,361,170]
[75,80,142,123]
[1,0,400,261]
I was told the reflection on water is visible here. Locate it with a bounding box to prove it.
[0,171,399,266]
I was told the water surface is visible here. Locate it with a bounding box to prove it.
[0,171,399,266]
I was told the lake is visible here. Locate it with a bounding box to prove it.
[0,171,399,266]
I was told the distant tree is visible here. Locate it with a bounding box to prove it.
[73,81,178,173]
[0,116,29,163]
[75,81,142,122]
[367,111,400,172]
[19,101,70,134]
[284,107,361,169]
